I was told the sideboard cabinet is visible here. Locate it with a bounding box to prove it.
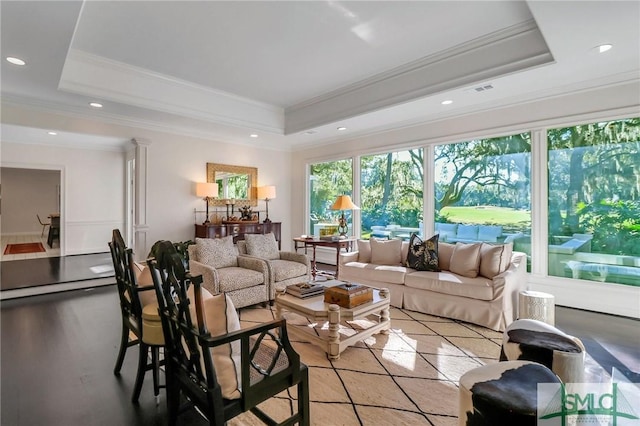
[195,222,282,249]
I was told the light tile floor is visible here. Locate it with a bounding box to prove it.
[0,233,60,261]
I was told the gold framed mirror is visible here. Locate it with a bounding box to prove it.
[206,163,258,206]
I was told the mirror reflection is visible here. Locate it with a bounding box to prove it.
[206,163,257,206]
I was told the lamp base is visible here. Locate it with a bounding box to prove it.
[263,218,272,223]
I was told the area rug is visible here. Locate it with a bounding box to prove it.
[226,305,608,426]
[3,242,46,255]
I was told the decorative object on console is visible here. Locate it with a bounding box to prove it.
[196,182,218,224]
[330,194,359,237]
[257,185,276,223]
[406,233,440,271]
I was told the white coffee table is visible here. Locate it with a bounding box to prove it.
[275,281,390,360]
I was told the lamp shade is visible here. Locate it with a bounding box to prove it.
[330,195,359,210]
[196,182,218,198]
[257,185,276,200]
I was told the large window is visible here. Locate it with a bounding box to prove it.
[434,133,532,266]
[360,149,424,240]
[309,159,353,237]
[547,118,640,286]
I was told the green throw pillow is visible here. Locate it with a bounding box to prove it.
[406,233,440,271]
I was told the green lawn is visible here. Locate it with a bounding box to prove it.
[439,206,531,229]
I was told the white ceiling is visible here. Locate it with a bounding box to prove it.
[1,1,639,151]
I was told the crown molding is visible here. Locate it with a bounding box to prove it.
[285,20,554,134]
[0,95,292,152]
[58,49,285,134]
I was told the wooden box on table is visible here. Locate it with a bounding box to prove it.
[324,283,373,308]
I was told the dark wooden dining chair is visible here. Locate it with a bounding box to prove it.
[108,229,164,403]
[47,215,60,248]
[148,240,310,426]
[36,214,50,237]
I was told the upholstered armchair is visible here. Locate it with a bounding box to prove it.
[188,236,270,309]
[239,233,311,302]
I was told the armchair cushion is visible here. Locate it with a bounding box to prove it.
[217,267,266,292]
[270,259,309,282]
[196,236,238,269]
[245,233,280,260]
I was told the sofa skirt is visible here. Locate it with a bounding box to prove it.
[402,287,512,331]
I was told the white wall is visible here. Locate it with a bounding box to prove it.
[1,167,60,234]
[0,105,294,259]
[1,142,125,254]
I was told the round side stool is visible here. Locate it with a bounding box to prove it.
[519,290,555,325]
[500,318,585,383]
[459,360,560,426]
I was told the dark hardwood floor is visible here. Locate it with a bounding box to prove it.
[1,258,638,425]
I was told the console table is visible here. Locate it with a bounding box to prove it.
[293,237,356,279]
[195,222,282,249]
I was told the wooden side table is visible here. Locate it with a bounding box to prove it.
[293,237,356,280]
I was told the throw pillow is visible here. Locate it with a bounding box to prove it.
[370,238,402,265]
[196,236,238,269]
[201,294,242,400]
[438,242,455,271]
[244,233,280,260]
[357,239,372,263]
[449,242,482,278]
[406,234,440,271]
[479,243,506,279]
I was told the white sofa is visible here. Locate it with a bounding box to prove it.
[339,238,527,331]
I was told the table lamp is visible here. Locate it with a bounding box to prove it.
[196,182,218,224]
[257,185,276,223]
[330,195,359,237]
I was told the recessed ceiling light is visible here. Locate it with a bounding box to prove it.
[337,126,347,131]
[89,102,103,108]
[6,57,26,66]
[441,100,453,105]
[249,134,259,138]
[597,44,613,53]
[47,131,57,136]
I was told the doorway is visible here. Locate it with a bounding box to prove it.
[0,166,63,260]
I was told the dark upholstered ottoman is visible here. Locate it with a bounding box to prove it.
[459,360,561,426]
[500,318,585,383]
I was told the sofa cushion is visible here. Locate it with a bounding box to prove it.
[436,223,458,241]
[479,243,513,279]
[341,262,408,284]
[478,225,503,242]
[406,234,439,271]
[196,236,238,269]
[245,233,280,260]
[438,242,455,271]
[358,239,372,263]
[370,238,402,265]
[404,270,494,300]
[269,259,308,282]
[449,242,482,278]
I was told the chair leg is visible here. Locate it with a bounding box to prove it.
[151,345,161,403]
[132,342,149,403]
[298,368,310,426]
[113,322,130,375]
[166,368,180,426]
